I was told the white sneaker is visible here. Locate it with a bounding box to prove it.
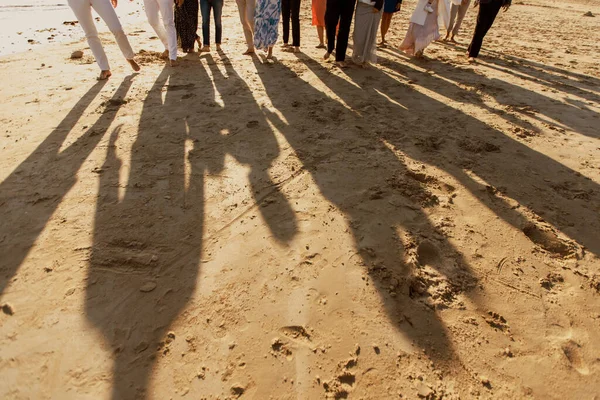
[424,3,434,12]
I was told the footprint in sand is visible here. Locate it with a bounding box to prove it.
[561,339,590,375]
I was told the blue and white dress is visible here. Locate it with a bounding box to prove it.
[254,0,282,50]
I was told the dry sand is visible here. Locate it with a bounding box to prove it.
[0,0,599,398]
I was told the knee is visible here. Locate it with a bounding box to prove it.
[84,30,100,40]
[164,18,175,29]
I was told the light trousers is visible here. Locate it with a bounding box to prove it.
[67,0,135,71]
[236,0,255,49]
[447,0,471,37]
[143,0,178,60]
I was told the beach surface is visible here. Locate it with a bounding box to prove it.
[1,0,599,398]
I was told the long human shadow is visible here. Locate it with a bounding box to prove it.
[252,56,478,366]
[205,51,298,242]
[449,58,599,139]
[86,65,208,399]
[476,61,600,139]
[434,41,600,96]
[382,54,600,254]
[482,49,600,97]
[480,59,600,108]
[382,46,600,139]
[301,54,600,256]
[86,54,296,398]
[0,78,133,296]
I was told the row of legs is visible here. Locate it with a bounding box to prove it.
[68,0,223,72]
[70,0,503,72]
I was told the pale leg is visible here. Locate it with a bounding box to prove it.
[143,0,169,52]
[452,0,471,37]
[157,0,178,60]
[446,3,458,39]
[236,0,255,50]
[68,0,110,70]
[317,25,325,46]
[90,0,135,60]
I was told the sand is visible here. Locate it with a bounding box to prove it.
[0,0,599,398]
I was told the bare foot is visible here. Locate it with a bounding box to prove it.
[415,50,424,59]
[467,57,476,63]
[282,43,290,47]
[216,44,222,51]
[450,37,458,43]
[200,45,211,52]
[98,70,112,80]
[324,51,331,60]
[293,46,300,53]
[266,47,274,59]
[243,48,255,55]
[127,59,140,72]
[160,50,169,60]
[169,59,179,67]
[334,61,347,68]
[316,43,326,49]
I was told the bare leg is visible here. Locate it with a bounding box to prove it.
[380,13,392,45]
[127,59,140,71]
[98,70,112,80]
[236,0,255,55]
[266,46,274,59]
[316,26,325,48]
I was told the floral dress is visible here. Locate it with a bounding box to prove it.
[254,0,282,50]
